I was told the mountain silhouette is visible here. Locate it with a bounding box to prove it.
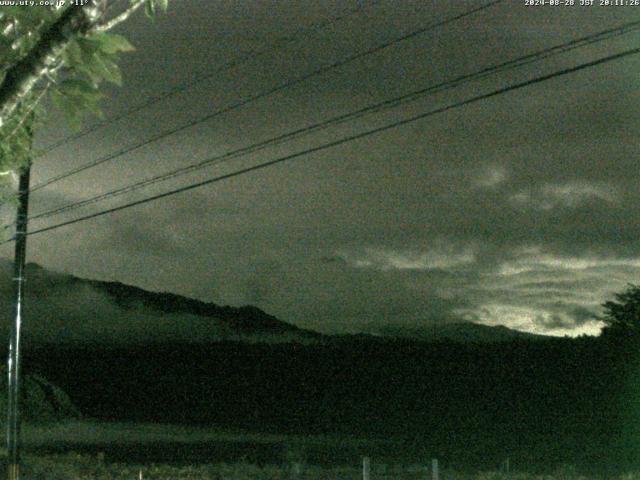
[375,322,548,343]
[0,260,318,345]
[0,260,548,345]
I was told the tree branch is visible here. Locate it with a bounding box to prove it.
[5,85,50,142]
[93,0,146,33]
[0,1,108,128]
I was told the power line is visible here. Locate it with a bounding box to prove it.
[29,0,503,193]
[35,0,379,156]
[7,46,637,243]
[22,19,640,225]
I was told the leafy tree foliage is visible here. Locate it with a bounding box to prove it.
[0,0,168,192]
[601,284,640,338]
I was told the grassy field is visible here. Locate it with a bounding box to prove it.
[0,454,427,480]
[18,421,392,466]
[0,422,630,479]
[0,454,629,480]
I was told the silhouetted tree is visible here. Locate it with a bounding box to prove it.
[601,284,640,339]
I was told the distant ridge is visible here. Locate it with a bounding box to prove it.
[0,260,320,345]
[0,260,549,345]
[86,279,311,336]
[375,322,549,343]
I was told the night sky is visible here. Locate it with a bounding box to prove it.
[2,0,638,337]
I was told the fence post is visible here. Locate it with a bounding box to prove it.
[292,462,302,479]
[431,458,439,480]
[363,456,371,480]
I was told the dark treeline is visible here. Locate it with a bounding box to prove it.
[15,335,640,473]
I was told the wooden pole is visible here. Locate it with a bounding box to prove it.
[431,458,439,480]
[292,462,302,479]
[6,164,31,480]
[362,456,370,480]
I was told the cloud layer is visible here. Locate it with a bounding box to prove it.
[2,1,637,338]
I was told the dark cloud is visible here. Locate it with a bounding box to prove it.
[2,0,637,338]
[569,306,598,326]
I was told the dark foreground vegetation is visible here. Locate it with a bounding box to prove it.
[12,333,640,475]
[5,449,640,480]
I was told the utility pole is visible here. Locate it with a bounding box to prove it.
[6,163,31,480]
